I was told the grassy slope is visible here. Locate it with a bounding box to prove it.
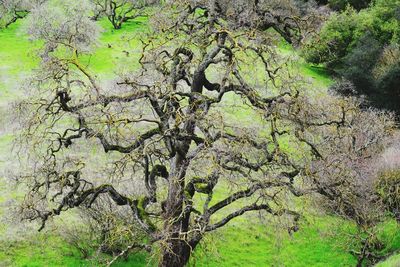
[193,216,357,267]
[376,253,400,267]
[0,18,398,267]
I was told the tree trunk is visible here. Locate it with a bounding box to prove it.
[159,239,192,267]
[158,66,205,266]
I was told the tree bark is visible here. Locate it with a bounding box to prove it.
[158,40,208,267]
[159,239,192,267]
[159,148,193,267]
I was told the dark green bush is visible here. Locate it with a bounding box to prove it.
[328,0,371,11]
[375,62,400,113]
[302,0,400,114]
[339,33,382,93]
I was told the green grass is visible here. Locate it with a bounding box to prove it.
[0,235,84,267]
[192,215,357,267]
[0,216,397,266]
[80,17,148,76]
[0,21,38,104]
[380,220,400,257]
[376,253,400,267]
[0,232,148,267]
[278,41,333,89]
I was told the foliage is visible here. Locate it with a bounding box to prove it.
[309,104,397,265]
[310,0,372,10]
[302,0,400,114]
[303,0,400,66]
[302,8,359,65]
[328,0,371,11]
[339,32,382,92]
[373,44,400,111]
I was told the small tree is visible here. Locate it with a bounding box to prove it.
[15,1,393,266]
[376,141,400,223]
[310,107,396,266]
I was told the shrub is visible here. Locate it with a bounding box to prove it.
[302,7,359,65]
[328,0,371,11]
[373,45,400,112]
[339,33,382,93]
[376,143,400,223]
[377,170,400,222]
[302,0,400,114]
[328,78,358,96]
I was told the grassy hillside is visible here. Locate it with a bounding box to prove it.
[0,17,398,267]
[376,253,400,267]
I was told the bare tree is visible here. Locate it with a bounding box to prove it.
[91,0,158,29]
[0,0,46,28]
[14,1,393,266]
[203,0,326,45]
[308,106,397,266]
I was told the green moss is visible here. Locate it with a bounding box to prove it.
[136,197,156,232]
[194,183,210,194]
